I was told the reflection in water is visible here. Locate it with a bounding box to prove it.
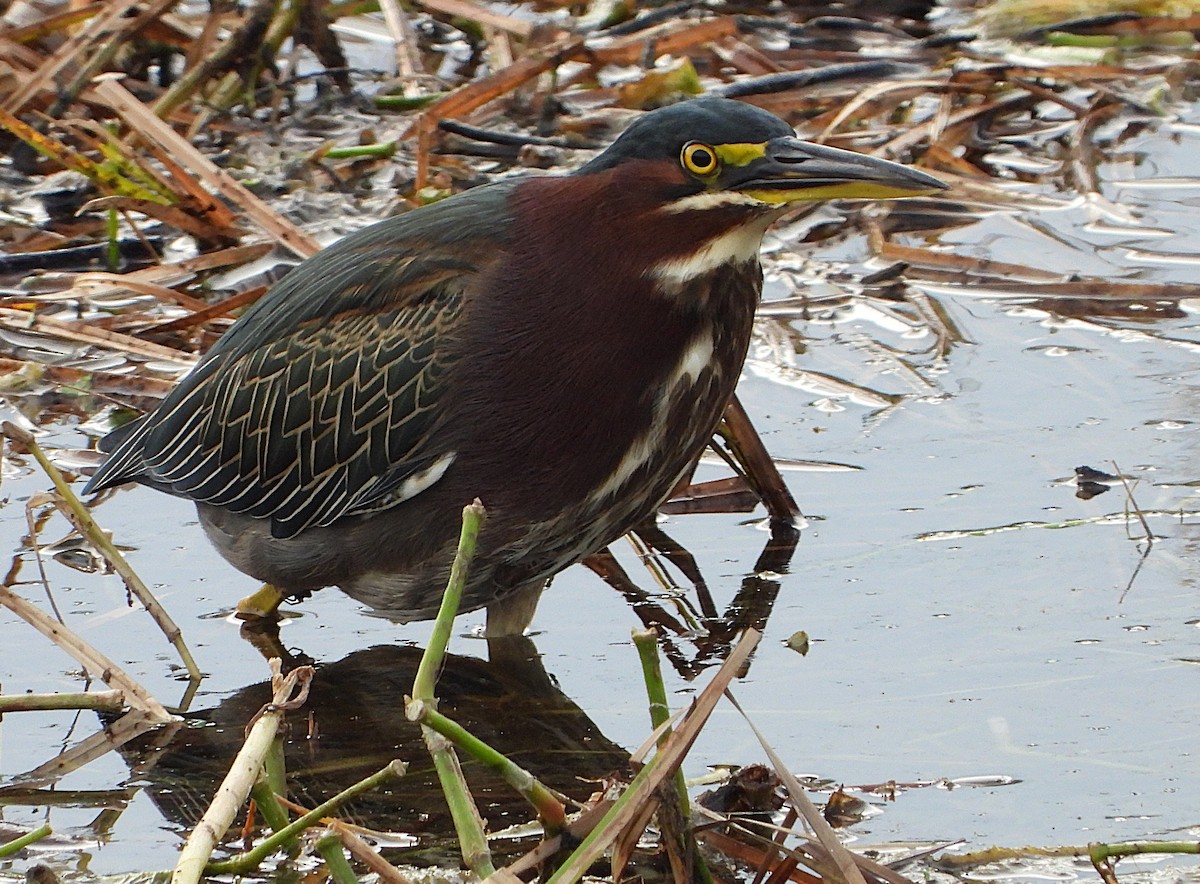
[585,522,799,680]
[124,640,629,866]
[111,526,798,869]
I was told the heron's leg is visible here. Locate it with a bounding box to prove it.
[484,582,544,637]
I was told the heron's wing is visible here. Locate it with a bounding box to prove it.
[85,183,515,539]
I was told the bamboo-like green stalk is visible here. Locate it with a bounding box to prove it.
[423,726,496,878]
[206,760,406,875]
[248,778,291,834]
[0,690,124,714]
[1089,841,1200,862]
[1,421,200,681]
[405,699,566,832]
[409,500,496,878]
[412,500,486,701]
[631,629,688,812]
[105,208,120,271]
[632,628,714,884]
[0,823,51,857]
[374,92,445,110]
[249,731,290,834]
[316,829,361,884]
[320,143,397,160]
[263,730,287,798]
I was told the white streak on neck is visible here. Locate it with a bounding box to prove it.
[660,191,766,213]
[590,330,715,502]
[672,332,714,386]
[648,217,772,287]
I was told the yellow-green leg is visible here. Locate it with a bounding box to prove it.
[235,583,286,620]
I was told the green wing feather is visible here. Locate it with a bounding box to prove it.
[85,181,516,539]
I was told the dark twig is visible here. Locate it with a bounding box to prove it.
[600,0,704,36]
[437,118,574,148]
[1111,460,1153,544]
[716,61,915,99]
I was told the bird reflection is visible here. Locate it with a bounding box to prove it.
[584,521,799,679]
[127,639,629,865]
[120,525,795,863]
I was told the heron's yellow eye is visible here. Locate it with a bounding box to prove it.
[681,142,719,176]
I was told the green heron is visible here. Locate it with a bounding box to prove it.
[84,97,943,635]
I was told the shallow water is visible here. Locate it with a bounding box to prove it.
[2,113,1199,882]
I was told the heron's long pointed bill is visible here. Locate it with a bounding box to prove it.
[729,137,947,204]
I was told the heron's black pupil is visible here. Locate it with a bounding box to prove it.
[691,148,713,170]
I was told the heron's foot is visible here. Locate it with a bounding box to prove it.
[235,583,286,620]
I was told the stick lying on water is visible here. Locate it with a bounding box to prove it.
[2,420,200,681]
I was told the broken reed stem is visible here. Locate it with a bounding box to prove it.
[95,77,320,259]
[0,690,124,714]
[0,824,52,858]
[12,709,175,790]
[724,690,870,884]
[206,759,406,875]
[631,628,690,813]
[412,499,487,701]
[409,500,495,879]
[0,584,172,723]
[315,829,360,884]
[1,421,201,681]
[173,663,314,884]
[1111,460,1154,544]
[153,0,280,118]
[405,699,566,833]
[631,628,714,884]
[200,0,299,120]
[331,821,418,884]
[938,841,1200,869]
